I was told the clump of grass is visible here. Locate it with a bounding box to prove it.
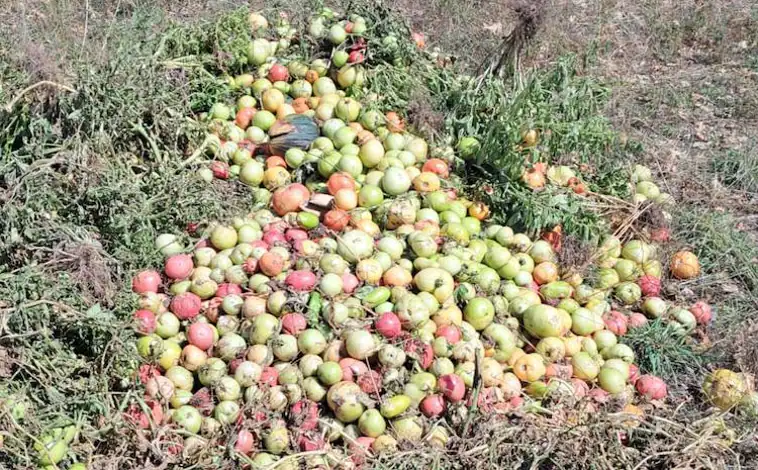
[674,207,758,295]
[710,148,758,196]
[669,206,758,389]
[624,319,707,393]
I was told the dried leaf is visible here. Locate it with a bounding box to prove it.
[694,121,708,142]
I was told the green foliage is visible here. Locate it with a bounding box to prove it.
[496,184,607,241]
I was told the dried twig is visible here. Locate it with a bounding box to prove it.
[4,81,76,112]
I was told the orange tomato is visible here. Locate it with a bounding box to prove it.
[670,251,700,279]
[522,168,546,189]
[235,108,256,129]
[326,172,356,196]
[621,404,644,428]
[262,166,290,189]
[533,262,559,285]
[468,202,489,221]
[412,32,426,49]
[292,97,310,114]
[305,69,319,84]
[413,172,441,192]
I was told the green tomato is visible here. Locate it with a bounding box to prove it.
[329,25,347,44]
[358,184,384,208]
[464,298,495,330]
[174,405,202,434]
[457,136,480,160]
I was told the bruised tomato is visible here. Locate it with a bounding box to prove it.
[210,161,230,180]
[305,70,319,84]
[421,158,450,178]
[385,111,405,133]
[348,51,364,63]
[468,202,489,221]
[412,32,426,49]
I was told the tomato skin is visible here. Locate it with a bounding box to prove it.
[210,161,230,179]
[348,51,364,63]
[468,201,489,220]
[385,111,405,133]
[412,32,426,49]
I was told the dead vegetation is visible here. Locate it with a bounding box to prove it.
[373,407,753,469]
[47,240,119,306]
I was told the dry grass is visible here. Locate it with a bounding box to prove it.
[531,0,758,212]
[47,240,120,306]
[389,0,519,68]
[734,323,758,379]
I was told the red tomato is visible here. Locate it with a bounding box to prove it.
[323,209,350,231]
[268,64,289,82]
